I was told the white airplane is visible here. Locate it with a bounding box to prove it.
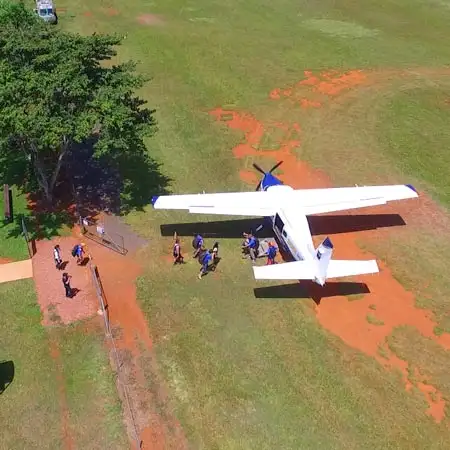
[151,162,418,286]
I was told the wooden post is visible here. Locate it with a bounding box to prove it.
[3,184,12,223]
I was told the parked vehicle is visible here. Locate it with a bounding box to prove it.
[35,0,57,24]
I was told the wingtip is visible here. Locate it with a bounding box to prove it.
[151,195,159,207]
[405,184,418,194]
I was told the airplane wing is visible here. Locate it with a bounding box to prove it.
[300,185,418,215]
[253,261,316,280]
[151,184,417,216]
[253,259,379,281]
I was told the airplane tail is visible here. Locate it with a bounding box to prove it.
[253,236,379,284]
[315,237,334,285]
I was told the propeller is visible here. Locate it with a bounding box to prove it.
[269,160,283,173]
[253,161,283,191]
[252,162,266,175]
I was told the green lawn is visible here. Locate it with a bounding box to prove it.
[0,187,30,260]
[56,0,450,447]
[0,279,127,449]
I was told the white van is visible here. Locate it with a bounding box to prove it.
[35,0,57,24]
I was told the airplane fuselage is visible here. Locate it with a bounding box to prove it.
[262,185,317,263]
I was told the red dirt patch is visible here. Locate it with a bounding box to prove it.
[270,69,368,108]
[210,72,450,422]
[33,236,98,326]
[239,170,259,185]
[83,11,92,17]
[69,225,187,449]
[0,257,13,264]
[101,7,119,16]
[137,14,165,26]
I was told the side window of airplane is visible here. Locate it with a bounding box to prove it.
[274,214,284,231]
[282,229,287,238]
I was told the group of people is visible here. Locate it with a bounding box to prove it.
[53,243,87,298]
[242,232,278,265]
[172,234,220,279]
[171,231,278,279]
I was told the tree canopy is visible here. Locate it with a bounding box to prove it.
[0,1,165,211]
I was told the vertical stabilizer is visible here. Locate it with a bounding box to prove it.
[315,237,334,285]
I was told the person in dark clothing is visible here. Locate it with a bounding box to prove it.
[62,272,72,298]
[173,238,184,265]
[210,242,220,271]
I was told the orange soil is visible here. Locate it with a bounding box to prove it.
[101,7,119,16]
[209,69,450,422]
[269,69,367,107]
[71,226,187,449]
[137,14,165,26]
[0,257,12,264]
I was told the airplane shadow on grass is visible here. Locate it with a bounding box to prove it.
[160,214,406,239]
[254,281,370,305]
[0,360,14,395]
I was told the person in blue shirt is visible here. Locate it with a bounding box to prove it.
[266,242,278,265]
[198,250,212,279]
[192,234,204,258]
[242,233,258,263]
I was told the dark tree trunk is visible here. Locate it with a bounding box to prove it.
[28,138,70,204]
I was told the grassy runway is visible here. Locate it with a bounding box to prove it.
[32,0,450,447]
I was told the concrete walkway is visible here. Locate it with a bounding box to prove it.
[0,259,33,284]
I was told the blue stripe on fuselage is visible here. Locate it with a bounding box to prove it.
[261,173,283,191]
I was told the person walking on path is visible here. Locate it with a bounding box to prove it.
[62,272,72,298]
[198,250,212,279]
[192,234,204,258]
[53,245,62,270]
[72,243,85,265]
[173,238,184,265]
[266,241,278,265]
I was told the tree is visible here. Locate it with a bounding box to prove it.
[0,1,156,204]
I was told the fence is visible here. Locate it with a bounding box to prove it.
[21,215,34,258]
[80,216,127,255]
[89,261,142,449]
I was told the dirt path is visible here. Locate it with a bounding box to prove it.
[0,259,33,284]
[32,237,98,325]
[31,214,186,449]
[49,337,74,450]
[73,222,187,449]
[210,69,450,422]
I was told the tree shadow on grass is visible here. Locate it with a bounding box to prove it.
[69,137,171,216]
[1,136,171,241]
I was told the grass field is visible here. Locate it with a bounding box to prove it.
[0,187,31,260]
[53,0,450,447]
[0,279,127,449]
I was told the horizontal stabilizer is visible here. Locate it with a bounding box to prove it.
[253,259,379,281]
[188,206,276,217]
[326,259,379,279]
[253,261,316,280]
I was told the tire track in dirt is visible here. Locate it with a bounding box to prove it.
[75,224,188,450]
[49,337,75,450]
[210,68,450,422]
